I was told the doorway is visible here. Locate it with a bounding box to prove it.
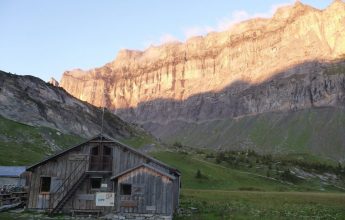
[89,145,112,171]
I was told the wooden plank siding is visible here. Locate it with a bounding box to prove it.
[116,166,174,215]
[26,136,180,216]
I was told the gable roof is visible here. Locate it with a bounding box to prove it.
[111,163,176,181]
[0,166,26,177]
[26,134,180,176]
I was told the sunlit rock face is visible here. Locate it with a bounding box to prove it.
[48,77,59,87]
[60,1,345,124]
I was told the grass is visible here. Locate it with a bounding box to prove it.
[158,108,345,161]
[0,115,83,165]
[151,151,295,191]
[151,150,345,219]
[176,189,345,219]
[120,133,156,148]
[151,151,345,192]
[1,113,345,219]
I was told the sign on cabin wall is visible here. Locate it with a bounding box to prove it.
[95,192,115,206]
[120,200,138,207]
[69,154,88,161]
[146,205,156,211]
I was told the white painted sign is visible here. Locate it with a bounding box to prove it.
[95,193,115,206]
[101,183,108,188]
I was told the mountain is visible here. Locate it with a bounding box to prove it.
[59,1,345,160]
[0,70,152,142]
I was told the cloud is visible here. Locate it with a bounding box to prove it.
[143,1,294,48]
[183,1,294,39]
[142,33,180,49]
[159,34,179,44]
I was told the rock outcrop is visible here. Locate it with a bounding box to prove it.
[48,77,59,87]
[60,1,345,125]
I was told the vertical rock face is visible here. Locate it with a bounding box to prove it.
[60,1,345,124]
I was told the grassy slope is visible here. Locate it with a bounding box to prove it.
[151,151,294,191]
[156,108,345,161]
[151,151,345,219]
[0,114,157,165]
[151,151,345,192]
[0,115,83,165]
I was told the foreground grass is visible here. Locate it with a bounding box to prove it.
[176,189,345,219]
[1,190,343,220]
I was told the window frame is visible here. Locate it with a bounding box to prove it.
[104,146,112,156]
[91,146,99,156]
[90,177,102,190]
[40,176,51,193]
[120,183,132,195]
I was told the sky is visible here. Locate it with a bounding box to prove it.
[0,0,334,82]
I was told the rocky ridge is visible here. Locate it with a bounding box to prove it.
[0,71,143,139]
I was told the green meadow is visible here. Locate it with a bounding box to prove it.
[1,116,345,219]
[151,151,345,219]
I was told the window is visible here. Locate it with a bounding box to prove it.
[120,184,132,195]
[104,146,112,156]
[40,177,51,193]
[91,146,99,155]
[91,178,102,189]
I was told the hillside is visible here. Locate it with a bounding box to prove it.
[58,1,345,160]
[150,149,345,219]
[146,108,345,161]
[0,70,153,141]
[0,115,83,165]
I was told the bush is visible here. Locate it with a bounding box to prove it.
[280,169,300,183]
[173,141,183,148]
[196,169,202,179]
[195,169,208,179]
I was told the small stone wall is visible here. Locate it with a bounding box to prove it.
[102,213,172,220]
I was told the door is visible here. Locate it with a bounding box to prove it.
[89,145,112,171]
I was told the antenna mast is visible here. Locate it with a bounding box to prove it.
[100,88,106,137]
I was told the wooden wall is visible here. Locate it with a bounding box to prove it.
[27,142,94,209]
[116,166,174,215]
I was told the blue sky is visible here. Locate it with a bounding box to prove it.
[0,0,333,81]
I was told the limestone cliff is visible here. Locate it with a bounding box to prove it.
[60,1,345,125]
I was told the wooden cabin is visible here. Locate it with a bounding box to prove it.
[26,134,181,219]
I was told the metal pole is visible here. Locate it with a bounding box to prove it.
[100,89,105,137]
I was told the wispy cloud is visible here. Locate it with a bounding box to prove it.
[144,1,294,48]
[143,33,180,49]
[159,33,179,44]
[183,1,294,39]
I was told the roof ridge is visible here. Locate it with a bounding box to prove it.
[26,134,180,175]
[110,163,176,180]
